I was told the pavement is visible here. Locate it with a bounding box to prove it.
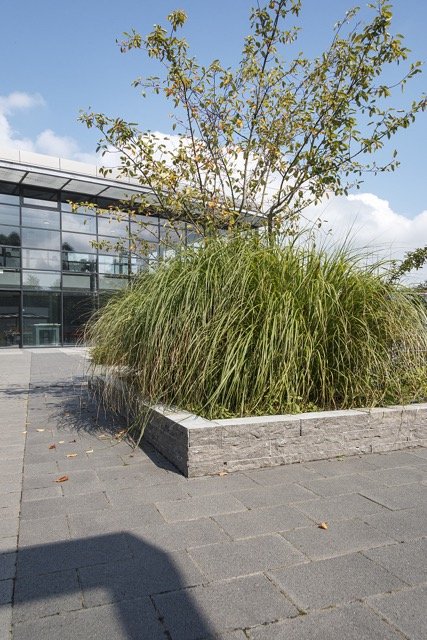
[0,349,426,640]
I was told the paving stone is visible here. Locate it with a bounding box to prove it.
[364,450,427,468]
[13,569,83,622]
[293,493,387,523]
[232,483,316,510]
[154,574,298,640]
[302,456,378,477]
[79,551,204,606]
[185,473,258,496]
[213,504,312,539]
[0,579,13,604]
[361,465,427,486]
[0,605,12,640]
[16,532,133,576]
[129,519,229,552]
[0,537,17,554]
[282,519,394,560]
[20,491,111,520]
[365,507,427,542]
[0,552,16,580]
[270,552,406,610]
[368,585,427,640]
[246,465,319,486]
[12,597,165,640]
[0,518,19,538]
[18,515,71,546]
[248,602,404,640]
[21,485,62,502]
[299,473,380,497]
[68,502,164,537]
[363,539,427,586]
[105,482,190,507]
[188,534,305,580]
[156,494,247,523]
[359,482,427,510]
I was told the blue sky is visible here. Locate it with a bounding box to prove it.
[1,0,426,256]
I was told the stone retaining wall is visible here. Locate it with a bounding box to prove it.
[90,375,427,477]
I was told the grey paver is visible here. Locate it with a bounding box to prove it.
[293,492,388,523]
[68,502,164,537]
[269,552,406,610]
[156,493,247,522]
[13,570,83,622]
[0,552,16,580]
[368,585,427,640]
[361,465,427,486]
[188,534,305,580]
[299,473,380,497]
[12,597,166,640]
[19,491,111,520]
[154,573,298,640]
[246,464,319,486]
[248,602,405,640]
[359,481,427,510]
[128,518,229,552]
[18,515,71,546]
[232,483,316,509]
[365,507,427,542]
[302,456,378,477]
[213,504,313,539]
[185,473,257,496]
[282,519,395,560]
[363,539,427,585]
[0,579,13,605]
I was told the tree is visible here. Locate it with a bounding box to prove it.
[80,0,425,245]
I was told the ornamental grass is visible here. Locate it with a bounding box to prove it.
[87,233,427,419]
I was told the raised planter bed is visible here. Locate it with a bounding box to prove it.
[91,373,427,477]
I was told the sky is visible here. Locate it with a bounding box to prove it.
[1,0,426,279]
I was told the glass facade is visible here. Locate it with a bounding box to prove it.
[0,179,196,347]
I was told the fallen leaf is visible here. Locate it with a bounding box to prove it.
[48,444,56,450]
[85,449,94,454]
[36,428,45,432]
[58,440,65,444]
[218,471,228,477]
[55,475,69,483]
[66,453,78,458]
[318,522,329,530]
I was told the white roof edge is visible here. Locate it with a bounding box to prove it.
[0,146,144,193]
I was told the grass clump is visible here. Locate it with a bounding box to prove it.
[88,234,427,419]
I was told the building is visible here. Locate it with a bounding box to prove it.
[0,149,187,348]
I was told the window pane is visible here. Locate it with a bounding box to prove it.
[22,207,60,229]
[62,231,97,253]
[23,292,60,346]
[63,273,96,290]
[62,212,97,234]
[63,293,96,345]
[97,216,130,238]
[0,193,19,205]
[0,204,20,226]
[0,246,20,269]
[22,249,60,271]
[62,252,96,273]
[99,275,128,290]
[0,291,20,347]
[130,221,159,242]
[0,225,20,246]
[22,271,61,290]
[98,254,128,275]
[22,228,60,250]
[0,271,20,287]
[97,236,129,253]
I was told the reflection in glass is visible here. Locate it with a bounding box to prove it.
[0,271,20,287]
[97,216,129,238]
[22,208,60,229]
[22,228,60,250]
[98,254,128,275]
[22,271,61,290]
[62,231,97,253]
[0,246,20,269]
[23,292,60,346]
[0,225,20,246]
[0,205,20,226]
[62,212,97,234]
[0,193,19,206]
[63,273,96,290]
[0,292,20,347]
[63,293,96,345]
[62,251,96,273]
[22,249,60,271]
[130,221,159,242]
[99,275,128,290]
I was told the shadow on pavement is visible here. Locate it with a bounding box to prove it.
[13,532,214,640]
